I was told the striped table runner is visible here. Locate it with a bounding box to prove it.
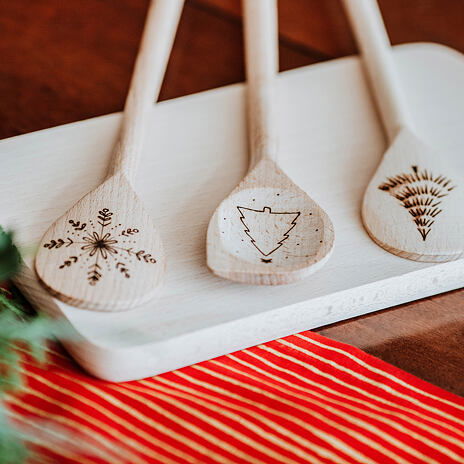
[7,331,464,464]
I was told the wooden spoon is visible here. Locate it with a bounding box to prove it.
[35,0,184,311]
[343,0,464,262]
[206,0,334,285]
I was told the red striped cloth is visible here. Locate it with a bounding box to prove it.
[7,331,464,464]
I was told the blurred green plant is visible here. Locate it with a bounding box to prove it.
[0,227,59,464]
[0,229,20,283]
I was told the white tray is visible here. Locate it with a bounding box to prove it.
[3,43,464,381]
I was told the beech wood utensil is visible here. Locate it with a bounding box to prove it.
[343,0,464,262]
[35,0,184,311]
[206,0,334,285]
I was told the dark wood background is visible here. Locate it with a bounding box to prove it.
[1,0,463,395]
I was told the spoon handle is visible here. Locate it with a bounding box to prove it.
[342,0,414,142]
[109,0,184,182]
[243,0,279,168]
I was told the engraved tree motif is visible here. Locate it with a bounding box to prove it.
[42,208,156,285]
[237,206,300,260]
[378,165,455,241]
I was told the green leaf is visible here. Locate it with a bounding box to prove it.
[0,227,74,462]
[0,292,26,320]
[0,228,21,283]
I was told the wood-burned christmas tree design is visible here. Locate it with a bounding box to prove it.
[378,165,455,241]
[42,208,156,285]
[237,206,300,262]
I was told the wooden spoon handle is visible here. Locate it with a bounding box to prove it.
[109,0,184,182]
[342,0,414,142]
[243,0,279,168]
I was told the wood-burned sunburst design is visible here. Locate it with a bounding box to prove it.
[42,208,156,285]
[378,165,455,241]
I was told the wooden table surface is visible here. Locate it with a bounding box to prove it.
[2,0,463,395]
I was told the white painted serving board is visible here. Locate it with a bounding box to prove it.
[2,43,464,382]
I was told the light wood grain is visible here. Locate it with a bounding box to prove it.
[109,0,185,181]
[3,0,464,390]
[342,0,412,141]
[243,0,279,167]
[3,44,464,381]
[34,175,166,311]
[342,0,464,263]
[206,0,334,285]
[34,0,184,311]
[362,129,464,262]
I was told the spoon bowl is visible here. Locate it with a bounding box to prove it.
[207,159,334,284]
[362,129,463,262]
[35,174,166,311]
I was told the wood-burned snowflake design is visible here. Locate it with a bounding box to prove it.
[378,165,455,241]
[237,206,300,262]
[43,208,156,285]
